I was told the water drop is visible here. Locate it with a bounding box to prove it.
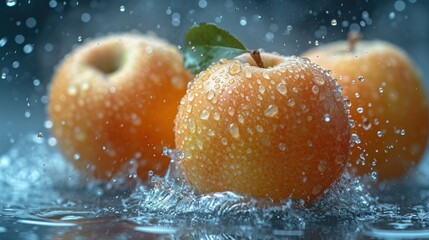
[331,19,337,26]
[352,133,361,144]
[37,132,43,138]
[324,113,331,122]
[244,71,252,78]
[67,85,78,96]
[207,129,215,136]
[287,98,295,107]
[229,123,240,139]
[73,153,80,160]
[379,87,384,93]
[188,119,196,133]
[6,0,17,7]
[206,90,215,100]
[237,114,244,124]
[213,112,220,121]
[256,125,264,133]
[221,138,228,145]
[318,160,327,172]
[362,118,372,130]
[119,5,125,12]
[356,107,363,114]
[227,106,235,116]
[228,62,241,75]
[358,76,365,82]
[81,13,91,23]
[200,109,210,120]
[400,129,406,136]
[312,85,319,95]
[377,131,383,137]
[264,104,279,117]
[262,72,270,79]
[148,170,154,177]
[314,76,325,85]
[259,85,265,94]
[278,143,286,151]
[277,82,287,95]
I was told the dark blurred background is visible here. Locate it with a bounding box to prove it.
[1,0,428,155]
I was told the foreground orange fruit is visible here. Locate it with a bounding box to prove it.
[303,40,429,180]
[174,53,351,203]
[48,33,193,180]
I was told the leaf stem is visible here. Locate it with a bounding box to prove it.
[250,49,264,68]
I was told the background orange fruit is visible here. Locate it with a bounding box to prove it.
[303,40,429,180]
[48,33,193,180]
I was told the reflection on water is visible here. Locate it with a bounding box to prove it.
[1,134,429,239]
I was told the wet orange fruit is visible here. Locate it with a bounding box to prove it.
[48,33,193,180]
[303,40,429,180]
[174,53,351,203]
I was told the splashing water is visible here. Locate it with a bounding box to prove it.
[1,134,429,239]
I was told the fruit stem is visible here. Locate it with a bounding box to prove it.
[250,49,264,68]
[348,32,361,52]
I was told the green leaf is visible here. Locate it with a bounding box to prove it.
[184,23,248,74]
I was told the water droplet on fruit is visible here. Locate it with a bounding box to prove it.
[207,129,215,136]
[227,107,235,116]
[318,160,327,172]
[73,153,80,160]
[314,76,325,85]
[277,82,287,95]
[400,129,406,136]
[358,76,365,82]
[352,133,361,144]
[264,104,279,117]
[206,90,215,100]
[200,109,210,120]
[262,72,270,79]
[312,184,322,195]
[278,143,287,151]
[237,114,244,124]
[67,85,78,96]
[362,118,372,130]
[377,131,383,137]
[287,98,295,107]
[379,87,384,93]
[229,123,240,139]
[213,112,220,121]
[221,138,228,145]
[188,119,196,133]
[324,114,331,122]
[312,85,319,95]
[228,62,241,75]
[357,107,363,114]
[256,125,264,133]
[244,71,252,78]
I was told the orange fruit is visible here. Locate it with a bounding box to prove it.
[48,33,193,180]
[303,40,429,179]
[174,53,351,203]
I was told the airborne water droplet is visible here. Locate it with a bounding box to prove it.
[264,104,279,117]
[331,19,337,26]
